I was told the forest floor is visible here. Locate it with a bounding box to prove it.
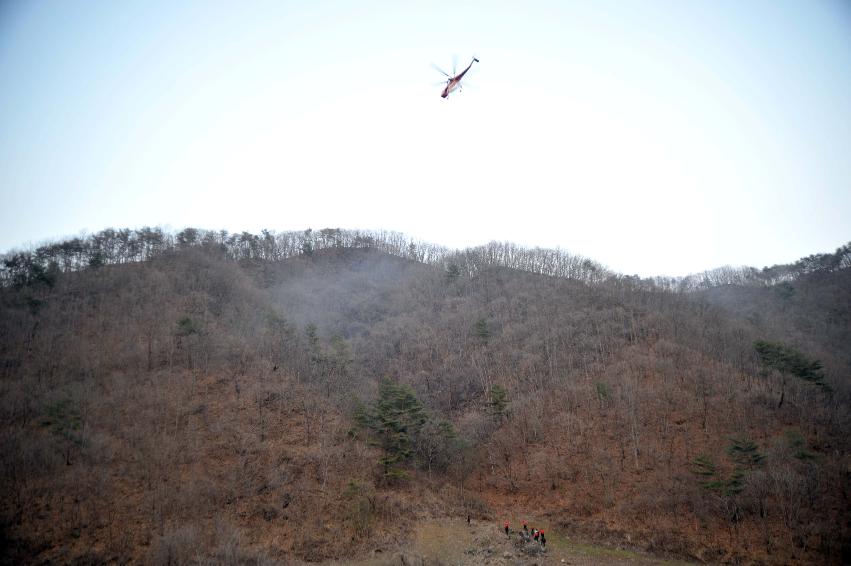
[320,517,698,566]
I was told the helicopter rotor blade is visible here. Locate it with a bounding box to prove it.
[431,63,451,78]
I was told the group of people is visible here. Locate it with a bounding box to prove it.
[503,520,547,548]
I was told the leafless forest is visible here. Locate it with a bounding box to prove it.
[1,228,849,564]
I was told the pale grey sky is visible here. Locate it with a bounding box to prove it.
[1,0,849,276]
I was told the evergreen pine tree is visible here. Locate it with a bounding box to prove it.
[356,379,427,481]
[487,384,508,420]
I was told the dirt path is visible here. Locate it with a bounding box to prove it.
[327,517,697,566]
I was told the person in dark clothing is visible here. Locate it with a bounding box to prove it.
[540,530,546,548]
[504,521,510,536]
[522,520,528,532]
[467,515,471,525]
[532,529,539,541]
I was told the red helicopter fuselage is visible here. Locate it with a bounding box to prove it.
[441,57,479,98]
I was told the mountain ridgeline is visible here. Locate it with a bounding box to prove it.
[1,228,849,564]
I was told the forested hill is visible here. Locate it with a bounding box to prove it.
[1,229,849,564]
[3,226,850,289]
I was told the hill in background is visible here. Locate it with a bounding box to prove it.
[1,228,849,564]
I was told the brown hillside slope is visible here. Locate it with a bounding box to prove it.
[1,246,848,564]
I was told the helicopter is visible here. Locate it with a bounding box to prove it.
[434,57,479,98]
